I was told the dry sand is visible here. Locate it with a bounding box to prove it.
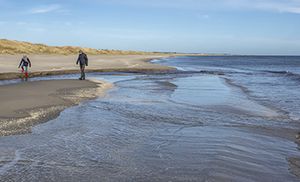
[0,54,175,80]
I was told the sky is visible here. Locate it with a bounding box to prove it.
[0,0,300,55]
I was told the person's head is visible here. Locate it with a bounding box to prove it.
[23,55,27,59]
[79,50,83,54]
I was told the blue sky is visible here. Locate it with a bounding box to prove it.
[0,0,300,55]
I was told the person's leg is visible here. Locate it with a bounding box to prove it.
[82,65,85,80]
[24,66,28,78]
[80,65,85,80]
[79,65,83,79]
[20,67,25,80]
[23,66,28,81]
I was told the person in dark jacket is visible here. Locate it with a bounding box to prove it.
[18,55,31,79]
[76,50,88,80]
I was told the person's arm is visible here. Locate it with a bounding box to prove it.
[76,55,80,65]
[85,54,88,66]
[18,59,23,68]
[27,58,32,67]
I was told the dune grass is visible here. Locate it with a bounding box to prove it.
[0,39,154,55]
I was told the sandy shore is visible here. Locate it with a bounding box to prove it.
[0,54,175,80]
[0,54,174,136]
[0,79,113,136]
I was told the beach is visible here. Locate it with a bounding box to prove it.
[0,54,172,136]
[1,0,299,180]
[0,55,175,80]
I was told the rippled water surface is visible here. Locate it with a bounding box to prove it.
[1,56,300,181]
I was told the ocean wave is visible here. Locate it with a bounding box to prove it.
[174,66,187,71]
[171,66,257,76]
[172,70,226,75]
[150,59,162,63]
[261,70,300,82]
[263,70,300,76]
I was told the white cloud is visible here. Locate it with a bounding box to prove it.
[195,13,211,20]
[27,27,46,32]
[201,14,210,19]
[16,22,27,25]
[255,1,300,14]
[65,22,72,26]
[218,0,300,14]
[93,0,300,14]
[30,4,62,14]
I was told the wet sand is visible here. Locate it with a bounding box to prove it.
[0,79,113,136]
[0,55,175,80]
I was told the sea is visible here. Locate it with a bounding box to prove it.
[1,56,300,181]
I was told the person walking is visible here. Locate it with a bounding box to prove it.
[18,55,31,80]
[76,50,88,80]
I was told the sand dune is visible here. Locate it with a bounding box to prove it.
[0,39,156,55]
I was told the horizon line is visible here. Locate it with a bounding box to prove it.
[1,38,300,57]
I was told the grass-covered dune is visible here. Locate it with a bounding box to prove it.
[0,39,153,55]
